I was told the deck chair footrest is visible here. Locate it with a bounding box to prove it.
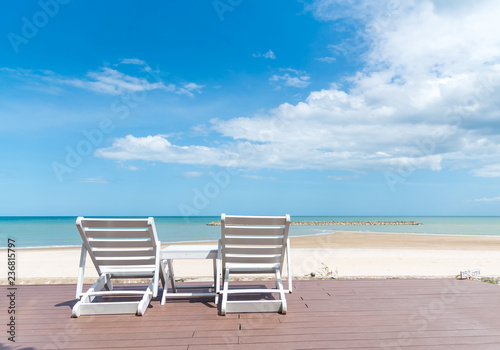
[174,284,215,289]
[76,301,142,315]
[82,291,152,297]
[163,292,216,297]
[224,288,285,294]
[225,300,284,313]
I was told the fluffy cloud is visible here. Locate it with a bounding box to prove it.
[94,135,234,166]
[95,1,500,177]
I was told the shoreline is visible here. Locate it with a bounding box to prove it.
[5,229,500,250]
[2,231,500,284]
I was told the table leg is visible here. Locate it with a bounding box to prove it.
[167,259,177,293]
[213,257,219,304]
[161,260,170,306]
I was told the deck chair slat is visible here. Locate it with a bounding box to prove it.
[225,236,284,245]
[89,240,154,248]
[225,255,281,264]
[100,269,155,277]
[85,228,151,239]
[80,219,150,228]
[95,257,156,266]
[224,216,287,226]
[223,226,285,236]
[93,249,155,257]
[224,247,283,255]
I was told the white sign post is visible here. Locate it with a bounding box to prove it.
[460,267,481,279]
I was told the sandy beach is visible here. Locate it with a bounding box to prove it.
[2,231,500,284]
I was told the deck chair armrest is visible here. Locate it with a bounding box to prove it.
[286,237,292,293]
[152,240,160,298]
[76,243,87,299]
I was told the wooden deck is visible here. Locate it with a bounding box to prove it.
[2,279,500,349]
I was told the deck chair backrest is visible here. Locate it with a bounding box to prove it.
[221,214,290,274]
[76,217,159,277]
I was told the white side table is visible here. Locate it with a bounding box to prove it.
[160,244,220,305]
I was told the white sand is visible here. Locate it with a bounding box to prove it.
[2,232,500,284]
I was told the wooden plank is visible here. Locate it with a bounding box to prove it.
[4,279,500,349]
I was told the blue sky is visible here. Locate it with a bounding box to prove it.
[1,0,500,216]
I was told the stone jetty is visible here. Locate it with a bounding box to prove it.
[207,220,422,226]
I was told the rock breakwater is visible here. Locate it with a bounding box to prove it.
[207,220,422,226]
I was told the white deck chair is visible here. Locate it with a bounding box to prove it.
[72,217,160,317]
[219,214,292,316]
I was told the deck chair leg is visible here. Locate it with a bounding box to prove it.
[137,282,154,316]
[213,255,220,304]
[88,275,108,303]
[153,247,160,298]
[161,260,171,306]
[104,274,113,291]
[276,270,287,314]
[220,268,229,316]
[167,259,177,293]
[76,244,87,299]
[286,237,292,294]
[72,274,108,317]
[215,239,221,304]
[160,259,167,291]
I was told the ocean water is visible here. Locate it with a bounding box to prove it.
[0,216,499,248]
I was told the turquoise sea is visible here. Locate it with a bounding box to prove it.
[1,216,499,248]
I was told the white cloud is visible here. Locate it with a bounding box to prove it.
[241,174,276,181]
[95,1,500,176]
[315,56,336,63]
[94,135,234,166]
[269,70,311,88]
[62,67,167,95]
[119,58,147,66]
[471,164,500,178]
[328,175,359,181]
[116,161,138,171]
[2,61,203,97]
[118,58,152,72]
[473,196,500,203]
[181,171,203,178]
[253,49,276,59]
[75,178,109,184]
[176,82,204,97]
